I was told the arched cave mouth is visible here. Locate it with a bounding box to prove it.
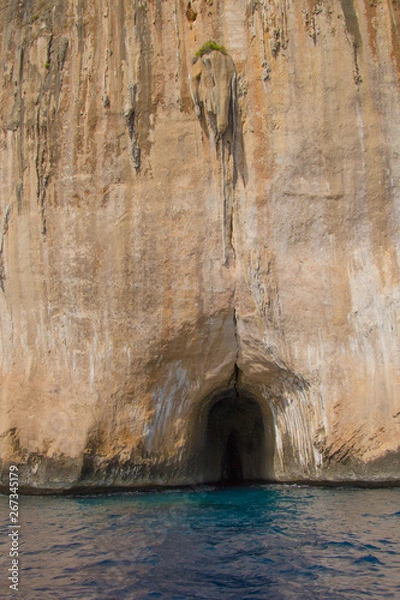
[202,390,270,485]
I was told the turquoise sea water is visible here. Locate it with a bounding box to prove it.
[1,485,400,599]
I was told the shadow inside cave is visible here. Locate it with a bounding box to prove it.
[202,390,274,485]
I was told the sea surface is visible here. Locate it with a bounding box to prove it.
[1,485,400,599]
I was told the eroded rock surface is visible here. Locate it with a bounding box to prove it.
[190,47,236,139]
[0,0,399,491]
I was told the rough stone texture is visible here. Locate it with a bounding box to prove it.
[0,0,399,491]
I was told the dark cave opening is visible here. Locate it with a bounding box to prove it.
[203,391,270,484]
[223,430,243,483]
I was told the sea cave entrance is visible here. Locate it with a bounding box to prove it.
[202,390,273,484]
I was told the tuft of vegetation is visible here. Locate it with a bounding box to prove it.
[195,40,228,58]
[45,62,50,69]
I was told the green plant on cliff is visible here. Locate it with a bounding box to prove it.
[195,40,228,58]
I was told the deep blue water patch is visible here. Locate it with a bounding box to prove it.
[1,485,400,599]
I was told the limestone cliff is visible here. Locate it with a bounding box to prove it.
[0,0,399,490]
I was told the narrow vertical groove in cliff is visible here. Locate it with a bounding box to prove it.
[232,306,240,387]
[35,106,48,238]
[77,0,84,62]
[17,45,25,207]
[0,205,11,292]
[125,84,140,170]
[339,0,363,84]
[389,3,400,80]
[134,0,152,163]
[172,0,182,109]
[221,140,233,265]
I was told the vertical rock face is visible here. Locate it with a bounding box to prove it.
[0,0,399,490]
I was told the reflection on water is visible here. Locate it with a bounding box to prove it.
[1,485,400,599]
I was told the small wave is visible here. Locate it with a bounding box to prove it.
[326,540,356,549]
[354,554,384,565]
